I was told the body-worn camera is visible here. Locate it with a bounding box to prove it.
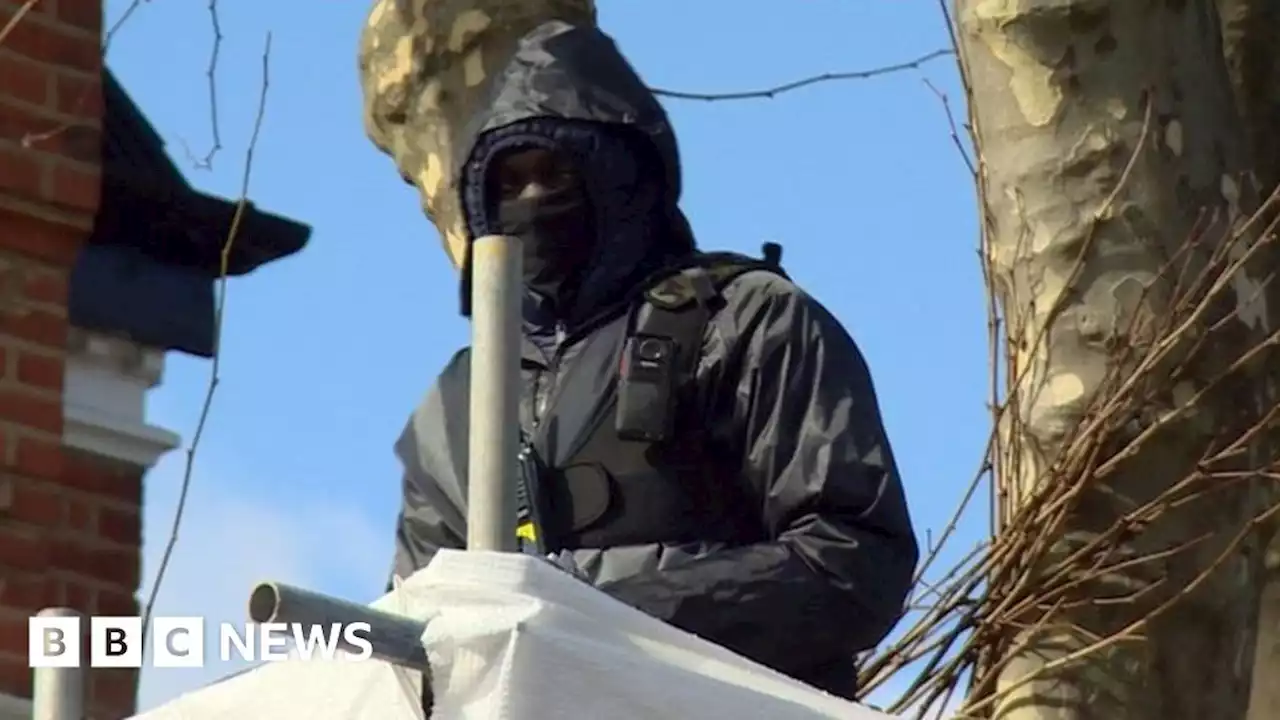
[616,334,678,442]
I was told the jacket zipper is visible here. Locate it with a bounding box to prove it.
[520,321,568,556]
[520,307,627,553]
[532,321,570,428]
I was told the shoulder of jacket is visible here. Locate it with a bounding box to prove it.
[399,345,471,461]
[644,251,789,310]
[410,346,471,425]
[719,265,802,301]
[441,346,471,376]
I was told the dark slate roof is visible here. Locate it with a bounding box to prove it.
[68,69,313,357]
[93,70,311,276]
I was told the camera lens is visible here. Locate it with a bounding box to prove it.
[638,338,665,361]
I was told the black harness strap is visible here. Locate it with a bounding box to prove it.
[521,249,791,551]
[638,251,788,389]
[637,265,718,398]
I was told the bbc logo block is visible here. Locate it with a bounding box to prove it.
[89,617,142,667]
[151,617,204,668]
[28,616,372,667]
[27,615,80,668]
[28,615,203,668]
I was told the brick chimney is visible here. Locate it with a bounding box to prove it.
[1,3,310,717]
[0,2,158,718]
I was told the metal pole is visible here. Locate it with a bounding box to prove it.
[247,582,429,669]
[31,607,85,720]
[467,233,522,552]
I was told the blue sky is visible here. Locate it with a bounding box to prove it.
[100,0,987,711]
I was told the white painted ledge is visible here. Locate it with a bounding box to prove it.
[0,693,31,720]
[64,404,181,468]
[62,328,181,469]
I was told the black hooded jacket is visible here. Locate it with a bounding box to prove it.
[391,20,919,699]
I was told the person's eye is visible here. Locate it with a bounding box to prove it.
[497,174,525,199]
[542,162,577,192]
[552,168,576,188]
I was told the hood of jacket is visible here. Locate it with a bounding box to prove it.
[358,0,599,269]
[456,21,693,328]
[360,7,691,328]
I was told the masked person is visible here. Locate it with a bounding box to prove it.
[381,21,919,699]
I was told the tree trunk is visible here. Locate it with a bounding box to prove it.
[1214,4,1280,718]
[1249,541,1280,720]
[1216,0,1280,197]
[955,0,1274,718]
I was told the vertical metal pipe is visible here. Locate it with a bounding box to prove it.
[466,233,522,552]
[31,607,86,720]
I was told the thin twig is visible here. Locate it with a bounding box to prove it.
[650,49,953,101]
[179,0,224,169]
[103,0,145,52]
[0,0,41,48]
[922,77,975,175]
[140,32,273,651]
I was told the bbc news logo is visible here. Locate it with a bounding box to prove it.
[29,616,374,668]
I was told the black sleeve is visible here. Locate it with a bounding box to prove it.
[596,275,919,676]
[387,351,470,592]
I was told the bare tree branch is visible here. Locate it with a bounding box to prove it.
[922,77,975,175]
[178,0,225,169]
[7,0,226,169]
[0,0,40,47]
[140,30,273,653]
[103,0,145,52]
[650,48,953,101]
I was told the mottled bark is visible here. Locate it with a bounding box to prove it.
[1249,542,1280,720]
[1214,5,1280,719]
[1216,0,1280,196]
[956,0,1272,718]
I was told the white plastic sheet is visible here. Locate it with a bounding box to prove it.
[131,550,898,719]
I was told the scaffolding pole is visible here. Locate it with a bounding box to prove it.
[246,581,434,710]
[31,607,86,720]
[466,233,522,552]
[24,243,524,720]
[234,234,524,709]
[247,582,428,668]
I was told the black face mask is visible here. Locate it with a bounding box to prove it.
[497,188,597,314]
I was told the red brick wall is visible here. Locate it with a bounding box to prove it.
[0,1,142,717]
[0,0,103,216]
[0,452,143,718]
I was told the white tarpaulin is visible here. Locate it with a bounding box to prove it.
[132,550,898,719]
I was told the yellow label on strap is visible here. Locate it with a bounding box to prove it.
[516,521,537,542]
